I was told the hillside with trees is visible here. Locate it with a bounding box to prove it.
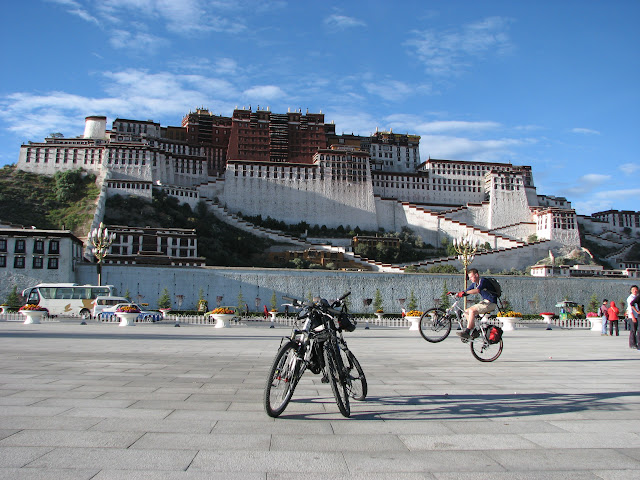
[0,165,99,237]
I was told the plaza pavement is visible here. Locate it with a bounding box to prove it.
[0,318,639,479]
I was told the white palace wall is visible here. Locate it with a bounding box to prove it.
[221,164,378,230]
[72,263,638,316]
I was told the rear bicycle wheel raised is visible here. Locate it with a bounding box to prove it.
[419,308,452,343]
[470,335,503,362]
[264,341,300,417]
[324,342,350,417]
[339,346,367,400]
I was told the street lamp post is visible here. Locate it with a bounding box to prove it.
[89,222,116,286]
[452,235,479,310]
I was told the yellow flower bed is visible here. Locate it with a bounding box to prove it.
[209,307,234,315]
[498,311,522,317]
[116,305,141,313]
[406,310,423,316]
[19,304,47,311]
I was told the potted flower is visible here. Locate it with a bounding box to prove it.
[405,310,423,331]
[19,304,48,324]
[0,304,9,315]
[497,310,522,331]
[115,304,141,327]
[541,312,556,330]
[206,307,235,328]
[375,308,384,321]
[586,311,602,332]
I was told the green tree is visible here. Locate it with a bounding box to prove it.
[4,286,23,308]
[54,169,84,202]
[123,289,131,301]
[373,289,383,312]
[428,264,458,273]
[197,288,208,312]
[236,289,245,315]
[587,293,599,315]
[440,281,451,310]
[407,289,418,311]
[270,290,277,311]
[158,288,171,309]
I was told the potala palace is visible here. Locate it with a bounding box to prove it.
[14,109,640,273]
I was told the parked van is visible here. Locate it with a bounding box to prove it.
[92,296,129,319]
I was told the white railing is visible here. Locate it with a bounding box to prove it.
[0,312,594,330]
[0,312,59,322]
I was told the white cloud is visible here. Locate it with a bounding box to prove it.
[571,127,600,135]
[0,69,244,139]
[416,120,501,134]
[579,173,611,185]
[324,14,366,30]
[363,80,413,102]
[243,85,286,100]
[419,135,524,162]
[46,0,99,24]
[406,16,514,77]
[109,29,168,52]
[619,163,639,175]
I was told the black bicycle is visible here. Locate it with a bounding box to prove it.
[264,291,366,418]
[419,292,504,362]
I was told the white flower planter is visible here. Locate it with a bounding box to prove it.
[116,312,138,326]
[211,313,234,328]
[589,317,603,332]
[499,316,520,331]
[406,315,420,331]
[20,310,45,324]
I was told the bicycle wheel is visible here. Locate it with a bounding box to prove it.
[419,308,452,343]
[264,341,300,417]
[470,335,503,362]
[339,346,367,401]
[323,342,350,417]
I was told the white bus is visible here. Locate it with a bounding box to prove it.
[22,283,117,319]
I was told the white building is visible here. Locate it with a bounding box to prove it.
[0,226,84,286]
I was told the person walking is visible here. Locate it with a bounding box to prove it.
[627,286,640,350]
[598,299,609,336]
[607,301,620,336]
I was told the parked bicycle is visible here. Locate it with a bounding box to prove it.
[264,291,366,418]
[418,292,504,362]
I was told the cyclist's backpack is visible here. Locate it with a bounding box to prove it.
[487,325,503,344]
[483,277,502,298]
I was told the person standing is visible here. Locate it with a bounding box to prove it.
[607,301,620,336]
[598,299,609,336]
[627,285,640,350]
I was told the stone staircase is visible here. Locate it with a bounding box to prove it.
[198,197,402,272]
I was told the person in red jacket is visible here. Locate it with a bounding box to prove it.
[607,301,620,336]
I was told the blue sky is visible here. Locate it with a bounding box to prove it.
[1,0,638,216]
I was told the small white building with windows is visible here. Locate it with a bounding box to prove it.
[0,225,85,290]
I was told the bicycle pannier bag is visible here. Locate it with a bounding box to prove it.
[488,325,503,344]
[338,312,357,332]
[483,277,502,298]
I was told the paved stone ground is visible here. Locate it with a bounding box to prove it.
[0,319,638,479]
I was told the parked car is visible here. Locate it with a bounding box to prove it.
[91,296,130,319]
[98,303,162,322]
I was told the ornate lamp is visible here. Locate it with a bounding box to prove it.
[88,222,116,286]
[452,235,479,309]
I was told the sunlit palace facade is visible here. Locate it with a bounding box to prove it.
[15,108,603,256]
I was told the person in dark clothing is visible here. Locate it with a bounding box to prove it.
[628,286,640,350]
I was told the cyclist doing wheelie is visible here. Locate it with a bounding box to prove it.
[455,268,498,341]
